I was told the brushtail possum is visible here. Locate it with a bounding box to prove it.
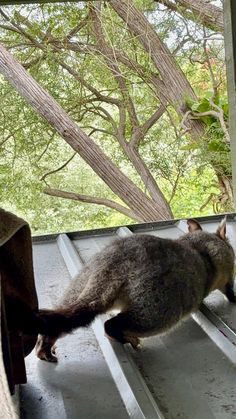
[34,218,235,362]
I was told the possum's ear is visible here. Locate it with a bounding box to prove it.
[187,219,202,232]
[216,216,227,240]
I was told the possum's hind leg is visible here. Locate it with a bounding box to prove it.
[225,281,236,303]
[36,270,90,362]
[104,312,144,349]
[36,335,58,363]
[36,277,125,362]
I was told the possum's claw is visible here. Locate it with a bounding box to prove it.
[125,336,141,350]
[105,332,140,349]
[51,345,57,356]
[37,350,58,363]
[36,335,58,363]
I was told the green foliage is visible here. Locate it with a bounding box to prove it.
[170,167,220,218]
[184,93,231,178]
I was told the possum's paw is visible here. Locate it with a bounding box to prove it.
[105,332,140,349]
[125,336,141,350]
[225,286,236,303]
[36,335,58,363]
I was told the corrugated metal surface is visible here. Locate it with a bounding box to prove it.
[20,215,236,419]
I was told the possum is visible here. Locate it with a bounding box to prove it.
[33,218,235,362]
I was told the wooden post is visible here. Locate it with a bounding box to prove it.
[224,0,236,208]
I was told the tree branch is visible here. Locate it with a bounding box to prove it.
[130,104,166,149]
[154,0,223,32]
[182,102,230,144]
[63,40,169,103]
[122,144,173,216]
[22,53,46,69]
[81,125,114,137]
[0,23,21,34]
[10,11,122,107]
[82,104,118,132]
[90,2,140,133]
[202,28,220,98]
[63,15,89,42]
[9,10,168,107]
[0,8,42,49]
[88,5,171,212]
[109,0,205,138]
[192,111,230,144]
[44,187,141,221]
[59,60,121,106]
[40,152,76,181]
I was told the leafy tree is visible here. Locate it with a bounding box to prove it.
[0,0,231,233]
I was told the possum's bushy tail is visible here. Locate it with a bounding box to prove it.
[6,297,102,338]
[9,270,125,338]
[36,303,100,338]
[36,271,126,337]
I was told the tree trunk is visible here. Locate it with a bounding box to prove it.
[109,0,205,138]
[154,0,223,32]
[0,42,172,222]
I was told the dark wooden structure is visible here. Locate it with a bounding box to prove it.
[0,211,38,395]
[1,286,26,395]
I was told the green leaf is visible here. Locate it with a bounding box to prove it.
[180,143,200,150]
[207,139,227,152]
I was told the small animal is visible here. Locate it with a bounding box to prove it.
[35,218,235,362]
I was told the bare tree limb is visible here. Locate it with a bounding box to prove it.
[62,40,169,103]
[191,108,230,144]
[22,53,46,69]
[199,193,215,211]
[44,187,141,221]
[0,8,42,49]
[109,0,205,138]
[181,99,230,144]
[9,12,122,107]
[0,132,13,146]
[0,23,21,34]
[64,16,89,41]
[180,110,192,136]
[130,104,166,149]
[81,125,114,137]
[40,152,77,181]
[154,0,223,32]
[89,5,172,213]
[202,27,220,98]
[60,61,121,106]
[123,144,173,215]
[90,2,140,132]
[82,104,118,132]
[9,10,169,106]
[37,131,55,161]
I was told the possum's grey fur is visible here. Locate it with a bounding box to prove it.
[35,218,235,362]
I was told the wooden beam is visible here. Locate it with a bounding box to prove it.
[224,0,236,208]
